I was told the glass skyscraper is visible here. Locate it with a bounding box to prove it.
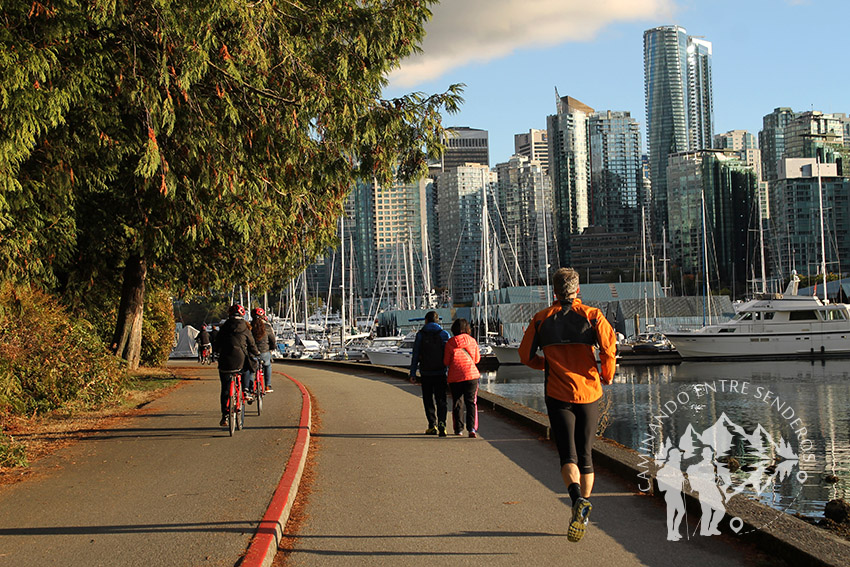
[644,25,714,241]
[588,110,644,235]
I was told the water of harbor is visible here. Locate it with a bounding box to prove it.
[480,360,850,519]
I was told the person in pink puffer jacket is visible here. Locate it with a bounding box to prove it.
[443,318,481,437]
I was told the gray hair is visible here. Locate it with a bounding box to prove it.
[552,268,579,300]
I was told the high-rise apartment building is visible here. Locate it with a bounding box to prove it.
[494,155,554,286]
[770,159,850,278]
[759,108,850,281]
[783,111,845,162]
[514,129,549,173]
[644,25,714,240]
[346,176,431,311]
[547,94,594,265]
[436,163,496,304]
[666,150,756,286]
[759,108,796,183]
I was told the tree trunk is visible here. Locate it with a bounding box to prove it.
[112,254,147,370]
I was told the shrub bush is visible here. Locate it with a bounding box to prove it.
[141,288,176,367]
[0,283,126,417]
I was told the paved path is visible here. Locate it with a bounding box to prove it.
[0,362,302,567]
[0,361,784,566]
[276,363,772,567]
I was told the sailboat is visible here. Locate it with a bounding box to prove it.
[666,158,850,360]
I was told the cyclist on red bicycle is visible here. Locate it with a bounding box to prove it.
[215,304,260,426]
[196,326,212,363]
[250,308,277,394]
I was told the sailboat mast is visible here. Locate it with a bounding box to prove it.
[757,188,767,295]
[701,190,712,325]
[817,157,828,303]
[641,207,648,329]
[340,215,346,339]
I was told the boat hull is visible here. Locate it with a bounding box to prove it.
[491,345,522,365]
[666,330,850,360]
[365,350,412,367]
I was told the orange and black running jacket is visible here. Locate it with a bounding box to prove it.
[518,298,617,404]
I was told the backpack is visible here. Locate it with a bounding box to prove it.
[418,330,445,372]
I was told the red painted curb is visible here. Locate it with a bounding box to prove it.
[241,371,311,567]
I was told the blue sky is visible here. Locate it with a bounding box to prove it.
[384,0,846,167]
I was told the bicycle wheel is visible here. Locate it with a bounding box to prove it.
[236,382,245,430]
[228,384,237,437]
[256,368,264,415]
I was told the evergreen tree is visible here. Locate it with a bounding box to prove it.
[1,0,462,369]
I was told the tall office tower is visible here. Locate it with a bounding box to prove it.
[547,93,594,266]
[514,129,550,173]
[440,127,490,171]
[588,110,644,235]
[644,25,714,240]
[666,150,756,287]
[494,155,554,286]
[770,159,850,278]
[436,163,496,304]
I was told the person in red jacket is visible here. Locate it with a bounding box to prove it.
[443,318,481,438]
[518,267,617,543]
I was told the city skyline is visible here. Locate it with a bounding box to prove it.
[384,0,846,167]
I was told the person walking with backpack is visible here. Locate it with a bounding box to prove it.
[443,318,481,437]
[409,311,450,436]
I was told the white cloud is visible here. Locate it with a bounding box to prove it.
[389,0,676,87]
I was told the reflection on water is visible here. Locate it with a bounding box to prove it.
[480,360,850,518]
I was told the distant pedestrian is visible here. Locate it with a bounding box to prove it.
[409,311,450,436]
[215,305,260,427]
[209,325,220,361]
[518,267,617,542]
[444,318,481,437]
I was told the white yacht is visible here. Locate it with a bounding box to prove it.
[491,344,522,365]
[364,334,416,367]
[666,274,850,360]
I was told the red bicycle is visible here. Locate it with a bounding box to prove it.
[199,344,212,365]
[226,372,245,436]
[253,364,265,415]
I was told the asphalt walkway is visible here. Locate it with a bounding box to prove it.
[276,363,771,567]
[0,361,783,566]
[0,362,302,567]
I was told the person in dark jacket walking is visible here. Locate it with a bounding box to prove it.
[215,304,260,426]
[250,307,277,393]
[409,311,451,436]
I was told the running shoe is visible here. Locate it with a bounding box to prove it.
[265,387,273,393]
[469,430,477,438]
[425,426,438,435]
[438,424,447,437]
[219,415,228,427]
[567,497,592,542]
[246,393,254,405]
